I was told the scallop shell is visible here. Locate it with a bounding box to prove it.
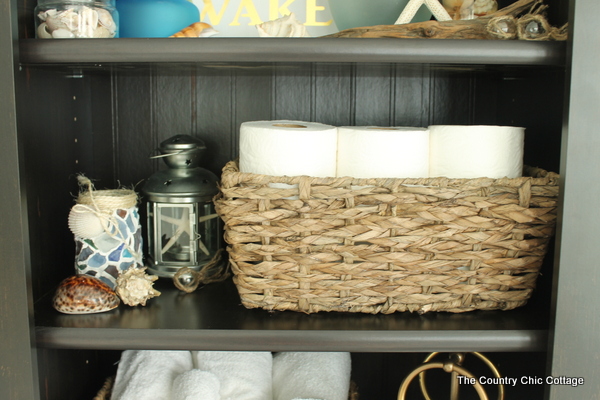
[53,275,120,314]
[115,267,161,307]
[256,13,310,37]
[68,205,106,239]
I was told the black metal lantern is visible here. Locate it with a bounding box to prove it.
[143,135,221,278]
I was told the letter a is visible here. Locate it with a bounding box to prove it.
[201,0,230,25]
[231,0,262,26]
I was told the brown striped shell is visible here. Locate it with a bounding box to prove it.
[53,275,120,314]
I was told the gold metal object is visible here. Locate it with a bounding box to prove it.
[397,352,505,400]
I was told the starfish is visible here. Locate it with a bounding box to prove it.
[395,0,452,24]
[160,211,217,258]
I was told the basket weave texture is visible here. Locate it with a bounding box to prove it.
[215,161,559,314]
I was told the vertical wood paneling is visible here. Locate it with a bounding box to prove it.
[470,71,499,125]
[429,68,474,125]
[155,67,194,143]
[194,66,235,174]
[272,64,313,122]
[114,71,155,186]
[354,64,393,126]
[89,71,118,187]
[393,65,431,127]
[314,64,353,126]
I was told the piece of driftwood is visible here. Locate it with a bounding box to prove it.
[327,0,567,40]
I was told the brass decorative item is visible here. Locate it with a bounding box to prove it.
[397,352,504,400]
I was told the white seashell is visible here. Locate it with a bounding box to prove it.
[58,8,81,31]
[92,25,112,38]
[52,28,75,38]
[37,23,53,38]
[77,7,98,38]
[115,267,161,307]
[97,8,116,34]
[256,13,310,38]
[53,275,120,314]
[68,206,106,238]
[38,8,58,22]
[473,0,497,16]
[45,11,70,31]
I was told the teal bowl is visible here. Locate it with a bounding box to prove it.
[328,0,432,31]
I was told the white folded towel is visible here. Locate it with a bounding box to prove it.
[193,351,273,400]
[110,350,194,400]
[172,369,221,400]
[272,352,351,400]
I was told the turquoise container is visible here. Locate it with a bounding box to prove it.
[116,0,200,37]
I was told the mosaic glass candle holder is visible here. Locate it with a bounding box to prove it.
[69,177,143,289]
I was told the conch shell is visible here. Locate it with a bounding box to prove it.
[171,22,218,38]
[53,275,120,314]
[115,267,161,306]
[256,13,310,37]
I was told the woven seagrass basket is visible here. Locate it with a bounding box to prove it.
[214,161,559,314]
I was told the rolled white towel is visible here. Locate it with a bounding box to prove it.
[272,352,351,400]
[172,369,221,400]
[193,351,273,400]
[110,350,194,400]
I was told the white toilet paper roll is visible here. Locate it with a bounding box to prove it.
[336,126,430,179]
[239,120,338,178]
[429,125,525,179]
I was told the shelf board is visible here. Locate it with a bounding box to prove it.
[19,38,566,66]
[35,279,549,352]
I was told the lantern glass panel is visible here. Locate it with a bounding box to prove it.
[155,203,196,264]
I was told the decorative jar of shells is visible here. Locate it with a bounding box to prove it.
[35,0,119,38]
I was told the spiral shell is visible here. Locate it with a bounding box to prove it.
[256,13,310,37]
[116,267,161,307]
[53,275,120,314]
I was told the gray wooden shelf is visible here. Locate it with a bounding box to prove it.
[19,38,566,66]
[35,279,549,352]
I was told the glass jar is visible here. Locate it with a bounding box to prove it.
[35,0,119,38]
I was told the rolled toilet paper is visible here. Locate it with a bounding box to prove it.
[336,126,430,178]
[429,125,525,179]
[239,120,338,178]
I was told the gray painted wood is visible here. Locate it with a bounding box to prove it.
[1,0,581,397]
[549,0,600,398]
[0,2,39,398]
[19,38,567,65]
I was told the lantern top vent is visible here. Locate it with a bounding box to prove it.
[159,135,207,169]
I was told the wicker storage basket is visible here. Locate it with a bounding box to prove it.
[215,161,559,314]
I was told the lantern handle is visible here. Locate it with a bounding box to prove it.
[149,148,196,159]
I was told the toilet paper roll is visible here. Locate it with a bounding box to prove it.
[336,126,430,179]
[429,125,525,179]
[239,120,338,178]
